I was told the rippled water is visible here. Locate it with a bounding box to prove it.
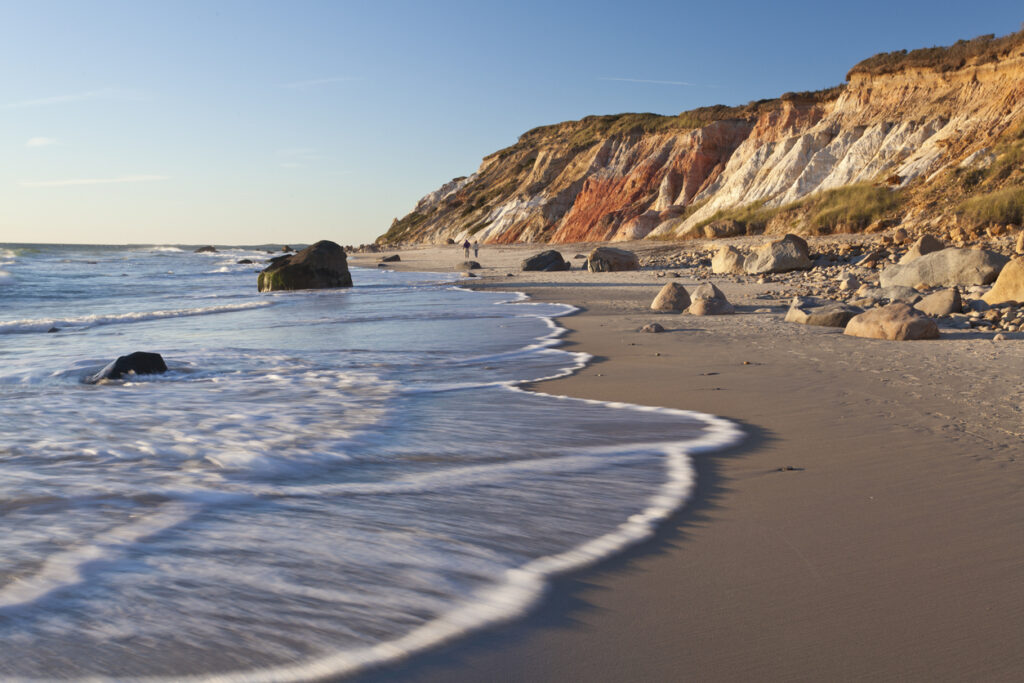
[0,244,740,681]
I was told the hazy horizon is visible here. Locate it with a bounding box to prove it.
[1,1,1020,246]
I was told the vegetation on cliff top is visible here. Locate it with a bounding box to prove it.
[848,29,1024,78]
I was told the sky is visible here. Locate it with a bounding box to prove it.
[0,1,1020,246]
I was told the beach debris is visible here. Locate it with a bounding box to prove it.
[879,247,1007,288]
[521,250,570,272]
[650,282,691,312]
[688,283,735,315]
[194,245,217,253]
[982,257,1024,305]
[898,235,945,264]
[844,303,940,340]
[914,287,964,316]
[587,246,639,272]
[711,245,746,275]
[744,234,812,274]
[380,254,401,262]
[640,322,665,333]
[85,351,168,384]
[257,240,353,291]
[785,296,862,327]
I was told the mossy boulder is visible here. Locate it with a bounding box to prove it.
[257,240,352,292]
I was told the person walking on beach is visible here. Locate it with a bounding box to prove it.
[473,241,479,258]
[462,239,470,258]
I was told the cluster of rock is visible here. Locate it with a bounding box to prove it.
[649,281,735,316]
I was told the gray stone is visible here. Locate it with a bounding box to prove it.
[879,247,1008,289]
[898,234,945,264]
[587,247,639,272]
[784,296,862,328]
[744,234,812,274]
[521,250,569,271]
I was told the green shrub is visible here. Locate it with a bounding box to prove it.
[957,187,1024,225]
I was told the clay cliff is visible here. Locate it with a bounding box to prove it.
[380,30,1024,245]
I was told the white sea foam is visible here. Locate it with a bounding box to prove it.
[0,300,273,334]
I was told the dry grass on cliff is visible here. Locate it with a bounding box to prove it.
[848,29,1024,78]
[956,187,1024,226]
[804,183,903,232]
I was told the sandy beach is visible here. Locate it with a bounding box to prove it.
[348,242,1024,682]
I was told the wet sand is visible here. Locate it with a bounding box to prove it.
[348,244,1024,682]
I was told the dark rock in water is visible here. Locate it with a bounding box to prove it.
[380,254,401,262]
[257,240,353,291]
[377,263,389,268]
[522,250,569,271]
[195,245,217,253]
[282,245,293,252]
[460,261,482,270]
[237,259,254,264]
[47,327,60,333]
[86,352,168,384]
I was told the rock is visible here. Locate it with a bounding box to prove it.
[879,248,1008,289]
[650,282,691,312]
[744,234,812,274]
[587,247,639,272]
[844,303,940,340]
[376,263,389,268]
[784,296,862,328]
[1016,232,1024,255]
[640,323,665,333]
[461,271,476,278]
[703,219,745,239]
[521,250,569,272]
[380,254,401,263]
[257,240,353,292]
[282,245,293,252]
[237,259,254,265]
[982,258,1024,305]
[836,273,861,291]
[892,227,909,243]
[898,235,945,264]
[914,288,963,316]
[194,245,217,253]
[711,245,746,275]
[460,261,482,270]
[47,326,60,333]
[688,283,735,315]
[86,351,168,384]
[994,333,1007,341]
[446,238,456,245]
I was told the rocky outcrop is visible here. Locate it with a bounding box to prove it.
[844,303,940,340]
[878,248,1008,288]
[380,31,1024,247]
[650,282,691,312]
[257,241,353,292]
[86,352,167,384]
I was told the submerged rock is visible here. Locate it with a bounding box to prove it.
[258,241,352,292]
[521,250,569,271]
[86,351,168,384]
[194,245,217,253]
[844,303,940,340]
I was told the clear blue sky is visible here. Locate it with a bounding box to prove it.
[0,1,1019,245]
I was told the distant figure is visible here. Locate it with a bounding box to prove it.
[473,241,479,258]
[462,240,471,258]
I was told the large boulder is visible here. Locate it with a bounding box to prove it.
[587,247,639,272]
[898,235,944,264]
[784,297,862,328]
[703,219,745,239]
[86,351,167,384]
[878,248,1007,289]
[744,234,812,274]
[688,283,735,315]
[914,288,963,316]
[650,282,691,312]
[982,258,1024,305]
[521,250,569,272]
[380,254,401,263]
[844,303,940,340]
[194,245,217,253]
[711,245,746,275]
[460,261,482,270]
[257,240,353,292]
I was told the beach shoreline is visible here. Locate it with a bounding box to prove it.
[348,243,1024,682]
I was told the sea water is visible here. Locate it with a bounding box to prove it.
[0,244,740,681]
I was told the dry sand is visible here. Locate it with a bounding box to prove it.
[348,243,1024,682]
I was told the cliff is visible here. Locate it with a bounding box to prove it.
[380,30,1024,245]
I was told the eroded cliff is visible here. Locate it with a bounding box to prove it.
[380,31,1024,245]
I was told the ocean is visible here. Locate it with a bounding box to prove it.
[0,243,740,681]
